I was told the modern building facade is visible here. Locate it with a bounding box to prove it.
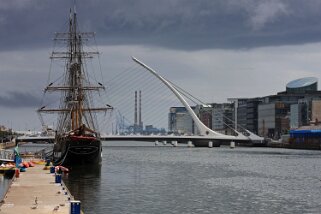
[168,107,194,135]
[194,105,212,131]
[256,78,321,138]
[286,77,318,94]
[258,102,290,139]
[168,77,321,139]
[236,99,261,134]
[211,103,234,135]
[311,100,321,124]
[168,104,234,135]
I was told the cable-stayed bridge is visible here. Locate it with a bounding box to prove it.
[16,133,263,147]
[18,57,264,147]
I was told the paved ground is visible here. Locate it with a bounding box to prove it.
[0,164,74,214]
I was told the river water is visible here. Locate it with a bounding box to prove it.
[58,141,321,214]
[2,142,321,213]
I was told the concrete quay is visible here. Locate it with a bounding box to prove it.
[0,164,80,214]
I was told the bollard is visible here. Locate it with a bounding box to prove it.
[70,200,81,214]
[45,159,51,166]
[50,166,55,173]
[55,174,62,183]
[208,141,213,148]
[155,140,159,146]
[163,140,167,145]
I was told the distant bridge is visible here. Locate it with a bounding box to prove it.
[16,136,55,144]
[101,135,265,147]
[130,57,264,144]
[16,57,266,147]
[16,134,265,147]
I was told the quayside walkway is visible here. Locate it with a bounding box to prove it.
[0,164,80,214]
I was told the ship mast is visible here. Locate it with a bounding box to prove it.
[38,8,110,135]
[69,9,82,130]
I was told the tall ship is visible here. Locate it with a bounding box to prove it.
[38,8,109,166]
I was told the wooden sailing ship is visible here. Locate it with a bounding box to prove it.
[38,8,110,166]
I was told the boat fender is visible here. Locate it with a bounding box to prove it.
[23,162,30,168]
[55,166,69,173]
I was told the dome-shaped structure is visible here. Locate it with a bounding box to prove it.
[286,77,318,93]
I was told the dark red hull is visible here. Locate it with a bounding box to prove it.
[53,136,102,166]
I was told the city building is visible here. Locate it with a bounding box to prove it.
[227,77,321,139]
[237,98,261,134]
[290,103,300,129]
[211,103,234,135]
[168,77,321,140]
[168,104,234,135]
[193,105,212,134]
[144,125,166,135]
[310,100,321,124]
[258,101,289,139]
[168,107,194,135]
[286,77,318,94]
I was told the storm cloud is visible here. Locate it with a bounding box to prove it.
[2,0,321,130]
[1,0,321,51]
[0,91,41,108]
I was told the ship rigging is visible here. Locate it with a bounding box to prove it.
[38,7,110,166]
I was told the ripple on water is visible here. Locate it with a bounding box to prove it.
[60,144,321,214]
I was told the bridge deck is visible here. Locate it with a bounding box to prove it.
[16,134,265,146]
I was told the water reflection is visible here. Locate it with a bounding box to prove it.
[62,164,102,209]
[0,175,12,201]
[14,143,321,214]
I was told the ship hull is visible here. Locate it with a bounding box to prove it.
[53,136,102,166]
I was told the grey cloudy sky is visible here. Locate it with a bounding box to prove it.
[1,0,321,130]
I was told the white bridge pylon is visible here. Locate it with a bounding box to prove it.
[132,56,263,142]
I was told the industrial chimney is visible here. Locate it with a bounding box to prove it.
[134,91,137,125]
[139,90,142,127]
